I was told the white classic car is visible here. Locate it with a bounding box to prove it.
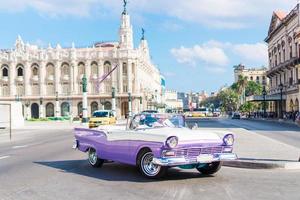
[73,113,237,179]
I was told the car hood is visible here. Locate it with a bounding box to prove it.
[90,117,110,122]
[136,127,225,144]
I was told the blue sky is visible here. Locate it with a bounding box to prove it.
[0,0,297,93]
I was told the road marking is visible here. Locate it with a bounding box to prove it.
[12,145,28,149]
[0,155,10,160]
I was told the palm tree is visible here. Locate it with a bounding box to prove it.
[237,75,248,106]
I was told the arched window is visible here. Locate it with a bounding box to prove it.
[78,62,85,75]
[104,61,111,74]
[62,63,70,76]
[2,67,8,77]
[61,102,70,117]
[122,63,127,76]
[104,101,112,110]
[17,66,23,76]
[91,62,98,75]
[46,103,55,117]
[256,76,260,83]
[46,63,54,76]
[77,102,83,116]
[32,67,38,76]
[91,102,99,115]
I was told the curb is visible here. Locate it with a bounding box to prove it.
[223,159,300,170]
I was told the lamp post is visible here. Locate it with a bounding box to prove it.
[262,80,267,118]
[82,75,88,123]
[139,96,143,112]
[128,92,132,118]
[279,83,284,119]
[111,87,116,117]
[25,100,30,120]
[39,97,43,119]
[55,91,60,118]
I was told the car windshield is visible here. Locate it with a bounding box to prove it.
[93,111,109,117]
[131,114,185,129]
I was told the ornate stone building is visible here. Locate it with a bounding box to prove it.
[0,11,163,119]
[265,4,300,114]
[234,64,268,85]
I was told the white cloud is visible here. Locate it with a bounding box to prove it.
[233,43,268,64]
[171,44,229,67]
[171,40,268,72]
[0,0,296,27]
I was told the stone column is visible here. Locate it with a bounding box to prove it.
[72,61,78,95]
[9,62,16,96]
[127,60,132,93]
[112,61,118,93]
[54,91,60,118]
[82,75,88,124]
[24,62,31,96]
[55,61,61,95]
[39,103,44,118]
[85,61,91,94]
[70,62,74,93]
[39,62,46,96]
[112,87,116,117]
[98,61,104,93]
[118,60,123,94]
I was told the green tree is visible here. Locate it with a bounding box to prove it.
[217,88,239,113]
[245,81,263,96]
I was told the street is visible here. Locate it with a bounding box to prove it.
[0,119,300,200]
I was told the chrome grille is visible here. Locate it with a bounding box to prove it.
[175,147,224,158]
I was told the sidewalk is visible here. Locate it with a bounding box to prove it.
[242,117,298,126]
[198,126,300,169]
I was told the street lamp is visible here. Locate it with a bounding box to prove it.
[128,92,132,117]
[262,80,267,118]
[279,83,284,119]
[25,100,30,120]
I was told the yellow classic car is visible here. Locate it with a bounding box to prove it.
[89,110,116,128]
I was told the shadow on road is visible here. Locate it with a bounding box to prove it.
[34,160,214,182]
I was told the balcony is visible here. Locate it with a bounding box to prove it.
[31,75,39,82]
[1,77,9,82]
[267,57,300,77]
[47,75,54,81]
[62,75,70,81]
[16,76,24,82]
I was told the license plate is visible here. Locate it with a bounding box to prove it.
[197,154,214,163]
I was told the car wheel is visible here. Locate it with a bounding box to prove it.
[137,150,167,179]
[196,161,222,175]
[88,148,104,168]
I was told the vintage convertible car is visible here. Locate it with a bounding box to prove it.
[73,113,237,178]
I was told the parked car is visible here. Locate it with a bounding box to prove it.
[88,110,116,128]
[73,113,237,179]
[232,113,241,119]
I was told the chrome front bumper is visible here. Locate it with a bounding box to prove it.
[152,153,237,166]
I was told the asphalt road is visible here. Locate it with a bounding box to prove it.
[0,120,300,200]
[186,118,300,148]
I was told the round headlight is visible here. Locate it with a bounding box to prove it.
[223,134,234,146]
[166,136,178,148]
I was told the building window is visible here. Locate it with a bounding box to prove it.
[122,63,128,76]
[32,67,38,76]
[46,103,55,117]
[17,67,23,77]
[283,49,286,62]
[2,67,8,77]
[290,45,293,58]
[91,102,98,115]
[256,76,260,84]
[250,76,253,81]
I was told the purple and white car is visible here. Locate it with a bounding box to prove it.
[73,113,237,179]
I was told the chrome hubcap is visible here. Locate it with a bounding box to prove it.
[89,149,97,165]
[141,152,160,176]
